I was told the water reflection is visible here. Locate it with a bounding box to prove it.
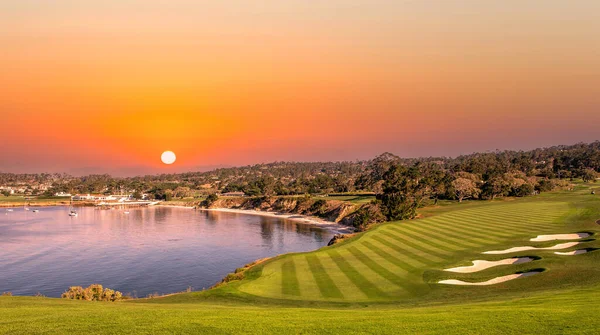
[0,206,332,297]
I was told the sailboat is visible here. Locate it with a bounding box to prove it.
[68,200,78,217]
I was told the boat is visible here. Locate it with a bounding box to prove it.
[68,200,78,217]
[124,211,130,214]
[6,209,13,212]
[32,209,40,213]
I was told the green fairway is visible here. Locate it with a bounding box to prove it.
[2,285,600,334]
[2,187,600,334]
[238,197,598,303]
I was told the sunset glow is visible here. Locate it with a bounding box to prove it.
[1,1,599,175]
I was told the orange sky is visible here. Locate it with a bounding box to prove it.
[1,1,599,175]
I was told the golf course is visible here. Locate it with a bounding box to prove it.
[2,184,599,334]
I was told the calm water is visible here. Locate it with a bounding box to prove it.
[0,206,332,297]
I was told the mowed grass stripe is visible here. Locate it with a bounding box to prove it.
[422,217,528,239]
[380,232,449,263]
[422,217,516,239]
[430,215,548,236]
[424,216,546,239]
[425,212,544,231]
[361,240,418,272]
[447,209,565,226]
[281,259,300,296]
[453,205,565,218]
[305,255,343,299]
[430,216,543,236]
[370,235,432,267]
[452,204,562,215]
[445,211,560,228]
[396,223,481,249]
[409,220,494,246]
[293,256,322,300]
[386,226,468,252]
[347,246,411,293]
[334,248,406,296]
[327,250,388,299]
[450,209,558,220]
[316,254,369,301]
[382,228,452,257]
[448,208,562,220]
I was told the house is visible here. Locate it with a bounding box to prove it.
[54,192,72,197]
[72,194,96,201]
[96,195,117,201]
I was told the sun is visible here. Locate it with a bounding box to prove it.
[161,151,176,165]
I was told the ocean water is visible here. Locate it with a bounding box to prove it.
[0,206,331,297]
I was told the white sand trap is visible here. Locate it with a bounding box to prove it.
[483,242,580,255]
[530,233,590,242]
[444,257,534,273]
[555,249,589,256]
[439,271,541,286]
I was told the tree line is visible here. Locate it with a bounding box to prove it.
[1,142,598,206]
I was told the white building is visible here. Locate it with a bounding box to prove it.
[72,194,117,201]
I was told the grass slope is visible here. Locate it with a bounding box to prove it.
[238,199,591,302]
[2,186,600,334]
[2,286,600,334]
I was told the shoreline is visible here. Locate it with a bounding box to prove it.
[157,204,195,209]
[0,202,71,208]
[0,201,354,234]
[199,208,354,234]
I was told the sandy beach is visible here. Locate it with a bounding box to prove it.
[199,208,355,234]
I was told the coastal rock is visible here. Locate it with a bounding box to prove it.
[328,234,346,246]
[208,196,384,231]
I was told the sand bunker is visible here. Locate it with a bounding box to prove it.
[444,257,534,273]
[439,271,541,286]
[483,242,580,255]
[530,233,590,242]
[555,249,589,256]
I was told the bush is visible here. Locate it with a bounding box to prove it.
[200,193,219,208]
[61,284,124,302]
[341,204,385,231]
[309,199,328,215]
[536,179,554,192]
[513,183,535,197]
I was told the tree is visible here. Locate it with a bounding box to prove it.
[481,176,511,200]
[535,179,554,192]
[0,190,10,197]
[451,178,479,202]
[201,193,219,207]
[513,183,535,197]
[581,169,598,182]
[173,186,192,198]
[378,164,425,220]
